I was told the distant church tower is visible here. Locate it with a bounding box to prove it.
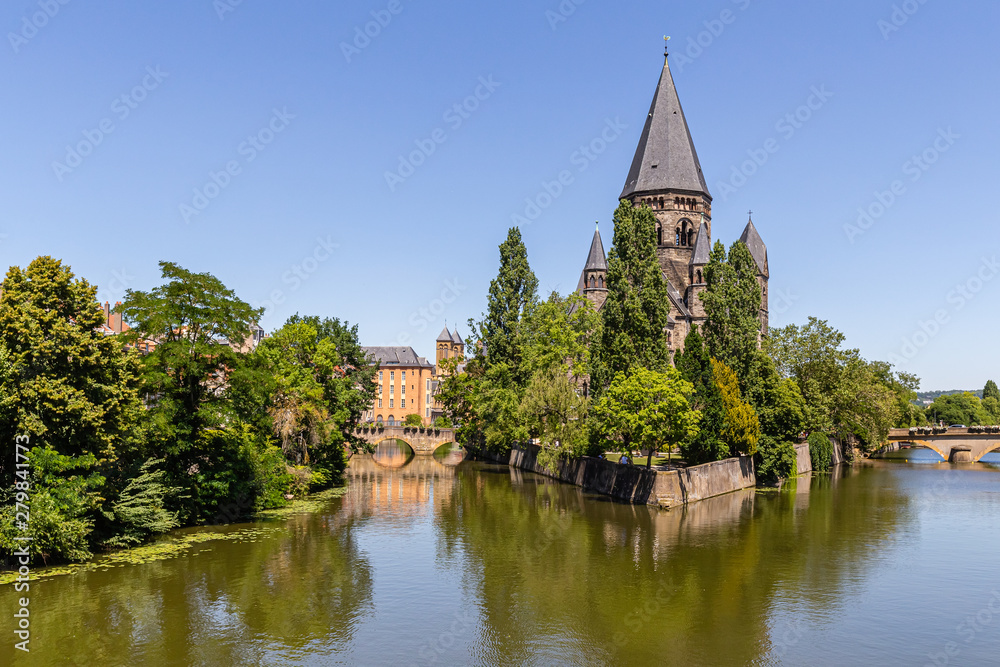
[577,223,608,310]
[577,41,769,356]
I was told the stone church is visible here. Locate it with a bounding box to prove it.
[578,47,769,357]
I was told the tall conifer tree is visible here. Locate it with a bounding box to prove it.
[701,240,763,396]
[480,227,538,385]
[590,201,671,396]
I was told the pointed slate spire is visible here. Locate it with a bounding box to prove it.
[620,48,710,200]
[450,328,464,345]
[689,216,711,267]
[436,325,453,342]
[584,222,608,271]
[577,223,608,292]
[739,215,769,278]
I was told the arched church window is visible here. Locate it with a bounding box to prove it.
[657,227,662,245]
[598,275,604,288]
[675,228,681,245]
[697,270,702,283]
[589,276,596,288]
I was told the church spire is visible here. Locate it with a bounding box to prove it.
[620,43,710,200]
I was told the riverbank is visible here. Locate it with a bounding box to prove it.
[470,438,847,509]
[0,486,348,585]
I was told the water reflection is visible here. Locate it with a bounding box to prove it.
[3,453,999,665]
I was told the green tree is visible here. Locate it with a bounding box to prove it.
[520,370,590,471]
[807,432,833,472]
[119,261,263,451]
[591,367,700,468]
[701,241,762,393]
[478,227,538,381]
[590,201,671,397]
[674,325,728,464]
[432,416,453,428]
[753,352,807,443]
[520,292,600,385]
[712,358,760,457]
[755,436,797,486]
[0,256,144,487]
[925,392,989,426]
[403,414,423,427]
[101,458,180,548]
[984,380,1000,403]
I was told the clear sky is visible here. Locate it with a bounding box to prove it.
[1,0,997,390]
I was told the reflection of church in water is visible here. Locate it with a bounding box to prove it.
[576,46,769,356]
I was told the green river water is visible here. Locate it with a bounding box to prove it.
[3,442,1000,666]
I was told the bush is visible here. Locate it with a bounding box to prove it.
[101,458,180,549]
[433,416,453,428]
[807,432,833,472]
[403,414,423,427]
[755,436,797,487]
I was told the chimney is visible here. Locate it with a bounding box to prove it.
[104,301,111,327]
[112,302,123,334]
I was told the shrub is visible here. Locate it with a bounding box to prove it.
[755,436,797,487]
[807,432,833,472]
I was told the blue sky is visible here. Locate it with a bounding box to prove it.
[1,0,996,390]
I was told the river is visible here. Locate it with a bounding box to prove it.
[3,442,1000,666]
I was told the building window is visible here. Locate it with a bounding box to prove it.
[400,399,405,409]
[379,370,383,382]
[378,384,382,395]
[426,408,430,417]
[389,399,394,409]
[402,371,406,383]
[657,227,663,245]
[378,398,383,408]
[390,371,394,382]
[599,276,604,288]
[389,385,394,396]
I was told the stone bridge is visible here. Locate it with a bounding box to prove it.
[354,425,458,455]
[884,427,1000,463]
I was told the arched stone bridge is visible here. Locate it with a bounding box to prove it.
[354,425,458,455]
[885,427,1000,463]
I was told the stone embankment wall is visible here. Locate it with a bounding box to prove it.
[470,435,849,510]
[475,445,755,509]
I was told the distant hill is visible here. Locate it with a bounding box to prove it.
[915,389,982,406]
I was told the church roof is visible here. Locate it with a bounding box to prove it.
[739,218,769,278]
[577,225,608,292]
[450,329,464,345]
[621,54,711,200]
[584,225,607,271]
[689,219,711,266]
[436,326,453,342]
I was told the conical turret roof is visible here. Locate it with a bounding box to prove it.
[739,217,768,278]
[620,54,710,199]
[689,220,711,267]
[436,326,453,342]
[584,225,607,271]
[450,329,464,345]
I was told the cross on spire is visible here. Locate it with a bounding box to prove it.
[664,35,670,57]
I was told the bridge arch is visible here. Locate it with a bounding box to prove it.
[975,442,1000,463]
